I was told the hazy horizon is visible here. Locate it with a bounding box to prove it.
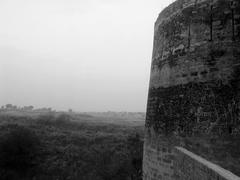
[0,0,173,112]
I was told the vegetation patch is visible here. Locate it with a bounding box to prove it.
[0,114,144,180]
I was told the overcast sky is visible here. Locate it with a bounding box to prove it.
[0,0,173,112]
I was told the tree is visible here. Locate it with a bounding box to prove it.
[5,104,12,109]
[29,106,34,111]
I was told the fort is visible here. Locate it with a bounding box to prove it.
[143,0,240,179]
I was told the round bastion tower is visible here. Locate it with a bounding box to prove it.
[143,0,240,180]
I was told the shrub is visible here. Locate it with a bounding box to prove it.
[126,133,143,180]
[36,113,71,127]
[0,125,41,178]
[36,114,56,125]
[55,114,71,125]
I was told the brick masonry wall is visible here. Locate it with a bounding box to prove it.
[143,0,240,179]
[143,135,176,180]
[174,147,240,180]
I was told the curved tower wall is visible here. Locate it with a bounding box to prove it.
[143,0,240,179]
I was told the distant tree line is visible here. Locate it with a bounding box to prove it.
[0,104,52,112]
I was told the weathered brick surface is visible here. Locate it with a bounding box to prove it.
[143,135,176,180]
[174,147,240,180]
[143,0,240,179]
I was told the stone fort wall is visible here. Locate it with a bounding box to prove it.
[143,0,240,179]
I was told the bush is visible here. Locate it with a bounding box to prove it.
[55,114,71,125]
[36,113,71,126]
[36,114,56,125]
[0,125,41,178]
[126,133,143,180]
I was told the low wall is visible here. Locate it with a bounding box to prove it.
[174,147,240,180]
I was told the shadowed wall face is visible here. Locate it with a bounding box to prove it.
[143,0,240,179]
